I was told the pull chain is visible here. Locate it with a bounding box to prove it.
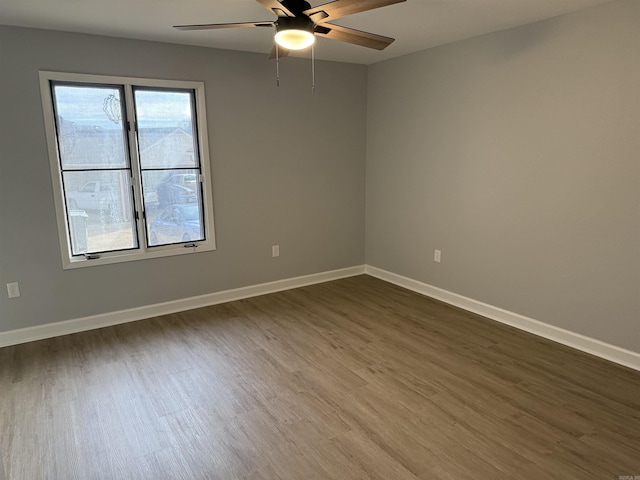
[311,43,315,95]
[276,42,280,87]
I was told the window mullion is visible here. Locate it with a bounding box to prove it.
[123,83,147,252]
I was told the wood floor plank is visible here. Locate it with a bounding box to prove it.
[1,275,639,479]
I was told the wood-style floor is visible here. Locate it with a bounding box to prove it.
[1,275,639,479]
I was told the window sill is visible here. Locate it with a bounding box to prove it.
[62,241,216,269]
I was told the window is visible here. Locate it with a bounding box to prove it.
[39,71,216,268]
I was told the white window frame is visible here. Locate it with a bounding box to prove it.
[39,71,216,269]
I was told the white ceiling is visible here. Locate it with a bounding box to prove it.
[0,0,613,64]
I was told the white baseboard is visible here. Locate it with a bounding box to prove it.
[365,265,640,372]
[0,266,365,348]
[4,264,638,372]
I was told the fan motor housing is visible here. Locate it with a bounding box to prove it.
[280,0,312,16]
[275,16,315,35]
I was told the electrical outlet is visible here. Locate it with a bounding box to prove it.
[434,249,441,263]
[7,282,20,298]
[272,245,280,257]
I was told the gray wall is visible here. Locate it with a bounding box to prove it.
[0,27,367,331]
[366,0,640,352]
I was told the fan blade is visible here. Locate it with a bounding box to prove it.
[256,0,295,17]
[305,0,405,24]
[268,45,291,59]
[174,21,274,31]
[314,23,394,50]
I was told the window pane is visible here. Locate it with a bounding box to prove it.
[142,169,199,209]
[135,89,198,169]
[63,171,138,255]
[52,85,128,170]
[143,170,204,246]
[147,203,204,247]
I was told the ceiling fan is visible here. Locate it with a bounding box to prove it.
[174,0,406,57]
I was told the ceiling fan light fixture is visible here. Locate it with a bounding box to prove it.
[274,16,315,50]
[175,0,403,55]
[275,28,315,50]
